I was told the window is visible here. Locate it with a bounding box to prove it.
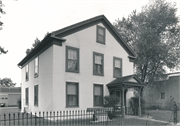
[25,64,29,81]
[34,85,38,106]
[66,82,79,107]
[66,46,79,73]
[161,92,165,99]
[34,57,39,78]
[93,52,104,76]
[96,25,106,44]
[25,88,29,105]
[94,84,103,106]
[113,57,122,78]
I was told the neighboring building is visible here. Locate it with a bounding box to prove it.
[0,87,21,107]
[18,15,140,113]
[143,72,180,108]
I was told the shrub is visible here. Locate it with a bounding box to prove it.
[17,98,21,109]
[129,97,145,115]
[104,96,120,116]
[104,95,120,109]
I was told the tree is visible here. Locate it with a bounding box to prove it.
[113,0,180,84]
[0,46,8,54]
[0,0,8,54]
[0,78,16,87]
[26,32,49,55]
[26,38,41,55]
[0,0,5,29]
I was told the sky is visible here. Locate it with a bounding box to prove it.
[0,0,179,87]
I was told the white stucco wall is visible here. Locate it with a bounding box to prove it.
[21,46,54,113]
[52,23,134,111]
[21,22,134,113]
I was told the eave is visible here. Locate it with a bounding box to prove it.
[106,74,144,89]
[17,34,66,68]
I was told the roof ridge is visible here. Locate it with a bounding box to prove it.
[51,15,105,35]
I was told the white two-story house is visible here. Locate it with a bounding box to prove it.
[18,15,141,114]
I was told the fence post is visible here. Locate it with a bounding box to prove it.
[4,114,6,126]
[30,112,32,125]
[50,111,52,126]
[174,102,177,125]
[43,112,44,125]
[26,113,28,126]
[18,113,19,125]
[46,112,48,126]
[9,113,10,126]
[39,112,41,125]
[57,111,58,125]
[35,112,37,126]
[60,111,62,126]
[22,113,24,126]
[53,111,55,125]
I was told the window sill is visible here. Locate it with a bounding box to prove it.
[66,70,79,73]
[94,105,104,107]
[66,106,79,108]
[113,76,122,78]
[96,41,105,45]
[93,73,104,76]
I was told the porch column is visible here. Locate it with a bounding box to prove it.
[138,88,141,117]
[124,89,128,114]
[121,87,125,118]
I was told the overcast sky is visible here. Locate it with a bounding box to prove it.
[0,0,179,87]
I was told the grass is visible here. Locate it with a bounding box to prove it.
[146,110,179,123]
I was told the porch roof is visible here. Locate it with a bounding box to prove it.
[106,74,145,89]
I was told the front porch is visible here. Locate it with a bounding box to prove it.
[106,74,145,118]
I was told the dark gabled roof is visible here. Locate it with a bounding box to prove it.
[51,15,136,58]
[18,15,136,68]
[107,74,144,87]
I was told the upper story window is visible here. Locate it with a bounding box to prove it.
[113,57,122,78]
[25,64,29,81]
[93,52,104,76]
[66,46,79,73]
[66,82,79,107]
[96,25,106,44]
[34,57,39,78]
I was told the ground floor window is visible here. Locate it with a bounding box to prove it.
[25,88,29,105]
[34,85,38,106]
[94,84,103,106]
[66,82,79,107]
